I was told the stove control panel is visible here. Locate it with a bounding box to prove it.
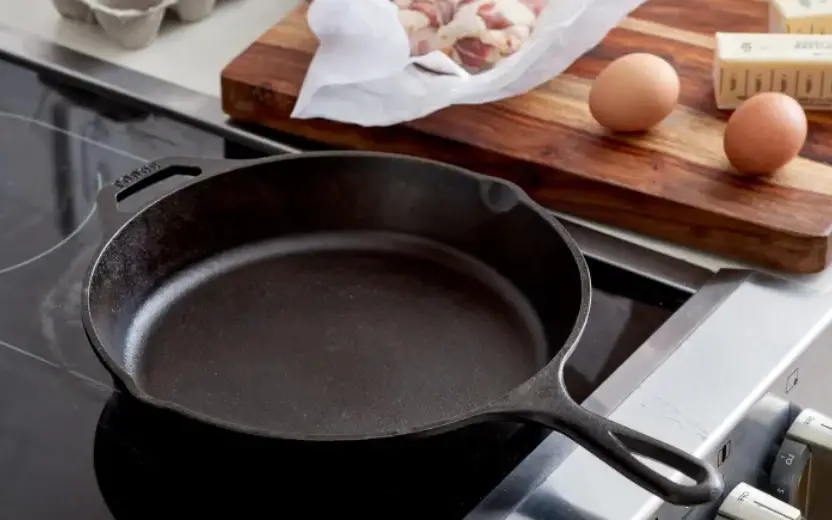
[766,437,810,511]
[708,408,832,520]
[652,404,832,520]
[764,408,832,519]
[785,409,832,452]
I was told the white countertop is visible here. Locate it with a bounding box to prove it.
[7,0,832,290]
[7,0,298,97]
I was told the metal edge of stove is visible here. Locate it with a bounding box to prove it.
[0,24,300,157]
[471,270,832,520]
[559,221,714,294]
[0,25,808,520]
[466,268,748,520]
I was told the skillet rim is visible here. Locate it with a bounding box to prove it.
[81,150,592,442]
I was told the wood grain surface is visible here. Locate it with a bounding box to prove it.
[221,0,832,273]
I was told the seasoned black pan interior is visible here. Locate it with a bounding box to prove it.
[87,155,585,437]
[126,232,547,435]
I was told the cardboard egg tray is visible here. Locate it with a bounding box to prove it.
[53,0,219,49]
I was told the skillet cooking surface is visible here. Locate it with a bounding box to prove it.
[125,232,547,436]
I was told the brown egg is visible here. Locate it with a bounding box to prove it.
[588,53,680,133]
[723,92,807,176]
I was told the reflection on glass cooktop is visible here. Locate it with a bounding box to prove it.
[0,58,690,520]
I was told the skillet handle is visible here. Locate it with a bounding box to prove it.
[96,156,276,232]
[509,396,723,506]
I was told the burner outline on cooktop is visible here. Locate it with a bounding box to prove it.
[0,112,144,276]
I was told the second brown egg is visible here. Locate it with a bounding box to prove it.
[723,92,807,176]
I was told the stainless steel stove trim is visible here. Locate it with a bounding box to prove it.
[467,269,747,520]
[468,270,832,520]
[560,222,714,294]
[0,24,300,156]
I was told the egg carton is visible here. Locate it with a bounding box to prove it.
[53,0,219,49]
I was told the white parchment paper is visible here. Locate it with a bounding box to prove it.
[291,0,647,126]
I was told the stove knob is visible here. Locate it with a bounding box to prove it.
[716,482,803,520]
[767,438,811,510]
[787,408,832,451]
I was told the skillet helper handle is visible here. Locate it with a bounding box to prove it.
[97,156,273,232]
[539,400,724,506]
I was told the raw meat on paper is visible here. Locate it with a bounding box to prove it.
[395,0,547,73]
[295,0,649,126]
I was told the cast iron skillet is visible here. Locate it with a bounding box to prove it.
[82,152,723,506]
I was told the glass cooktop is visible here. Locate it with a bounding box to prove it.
[0,57,690,520]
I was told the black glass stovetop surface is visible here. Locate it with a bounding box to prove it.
[0,58,691,520]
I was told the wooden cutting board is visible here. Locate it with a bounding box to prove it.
[221,0,832,273]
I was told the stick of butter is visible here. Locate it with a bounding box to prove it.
[771,0,832,34]
[714,32,832,110]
